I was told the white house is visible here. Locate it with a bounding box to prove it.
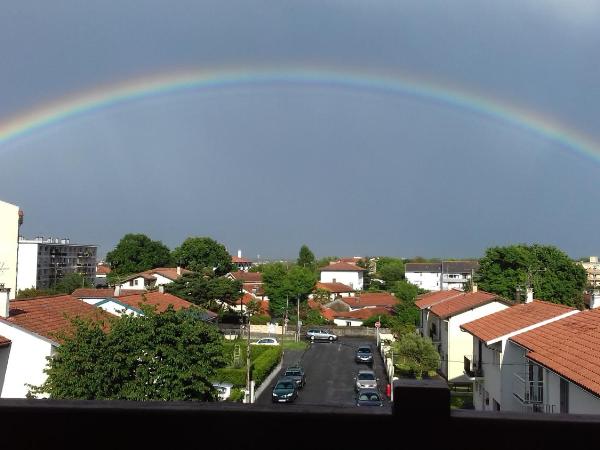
[0,200,22,299]
[117,267,190,291]
[506,304,600,415]
[95,263,111,287]
[312,281,354,300]
[460,289,579,412]
[319,262,365,291]
[231,250,254,272]
[415,286,510,383]
[0,288,107,398]
[405,261,479,291]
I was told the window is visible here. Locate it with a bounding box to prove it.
[493,399,500,411]
[560,378,569,414]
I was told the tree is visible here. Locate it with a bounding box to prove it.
[262,263,317,318]
[172,237,232,276]
[53,272,92,294]
[391,280,425,303]
[17,287,54,299]
[376,257,405,288]
[476,244,587,307]
[30,307,226,400]
[313,288,331,305]
[166,273,242,311]
[391,333,439,379]
[106,234,172,274]
[297,245,316,270]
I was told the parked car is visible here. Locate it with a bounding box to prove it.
[305,328,338,342]
[356,388,384,407]
[354,369,379,391]
[355,344,374,365]
[212,382,234,401]
[271,377,299,403]
[251,337,280,345]
[284,365,306,389]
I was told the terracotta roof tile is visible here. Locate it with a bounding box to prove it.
[2,295,109,343]
[461,300,577,343]
[229,271,262,283]
[72,288,140,298]
[415,290,465,309]
[510,309,600,397]
[315,282,354,293]
[318,262,364,272]
[232,256,253,264]
[0,335,11,347]
[416,289,505,319]
[96,265,111,275]
[343,292,399,308]
[331,307,393,320]
[115,291,193,313]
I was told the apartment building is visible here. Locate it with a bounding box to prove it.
[17,237,97,291]
[405,261,479,291]
[0,200,22,299]
[580,256,600,288]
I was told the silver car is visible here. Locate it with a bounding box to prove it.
[306,328,338,342]
[354,369,379,392]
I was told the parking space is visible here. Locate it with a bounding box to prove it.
[255,336,391,410]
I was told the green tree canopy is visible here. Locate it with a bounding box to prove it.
[106,234,172,274]
[391,333,439,379]
[476,244,587,307]
[297,245,316,270]
[31,307,226,400]
[166,273,242,311]
[53,272,92,294]
[262,263,317,318]
[391,280,426,303]
[375,257,405,288]
[172,237,233,276]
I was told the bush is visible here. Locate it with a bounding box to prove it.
[214,368,246,387]
[250,315,271,325]
[227,387,245,402]
[252,347,282,387]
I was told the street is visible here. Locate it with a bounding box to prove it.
[255,337,391,410]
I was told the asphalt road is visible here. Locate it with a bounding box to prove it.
[255,337,391,410]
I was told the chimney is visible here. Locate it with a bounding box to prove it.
[471,283,478,293]
[0,284,10,318]
[114,285,121,297]
[525,287,534,304]
[177,266,182,276]
[238,249,242,258]
[591,290,600,309]
[159,285,165,294]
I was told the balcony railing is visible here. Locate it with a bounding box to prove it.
[464,355,484,379]
[513,372,543,404]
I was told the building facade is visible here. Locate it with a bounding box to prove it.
[16,237,97,291]
[580,256,600,288]
[405,261,479,291]
[319,262,365,291]
[0,200,21,300]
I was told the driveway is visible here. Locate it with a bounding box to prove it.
[255,337,391,410]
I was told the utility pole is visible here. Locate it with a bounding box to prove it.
[297,294,300,342]
[246,311,251,403]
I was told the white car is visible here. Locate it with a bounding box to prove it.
[251,337,280,345]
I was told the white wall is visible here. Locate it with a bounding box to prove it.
[95,300,140,317]
[0,200,20,299]
[152,274,174,286]
[0,322,54,398]
[567,380,600,414]
[320,271,363,291]
[333,318,363,327]
[119,277,147,290]
[16,242,39,293]
[406,272,440,291]
[446,302,509,382]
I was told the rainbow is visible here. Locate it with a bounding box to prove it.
[1,66,598,161]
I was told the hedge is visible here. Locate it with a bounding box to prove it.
[252,346,282,387]
[215,345,282,387]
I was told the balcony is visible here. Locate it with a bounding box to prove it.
[513,372,543,404]
[464,355,484,379]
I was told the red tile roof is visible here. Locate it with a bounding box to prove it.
[318,262,364,272]
[331,307,393,320]
[1,295,109,343]
[429,291,502,319]
[0,335,11,347]
[509,309,600,396]
[243,283,265,296]
[96,264,111,275]
[229,271,262,283]
[232,256,253,264]
[115,291,193,313]
[342,292,399,308]
[121,267,191,283]
[72,288,140,298]
[315,282,354,293]
[461,300,577,343]
[415,290,465,309]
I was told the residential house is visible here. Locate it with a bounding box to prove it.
[506,302,600,415]
[460,288,578,412]
[319,262,365,291]
[330,306,392,327]
[117,267,191,291]
[95,263,111,287]
[416,286,510,383]
[405,261,479,291]
[0,288,108,398]
[0,200,21,300]
[580,256,600,288]
[226,271,268,301]
[308,292,397,326]
[231,250,254,272]
[312,281,354,301]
